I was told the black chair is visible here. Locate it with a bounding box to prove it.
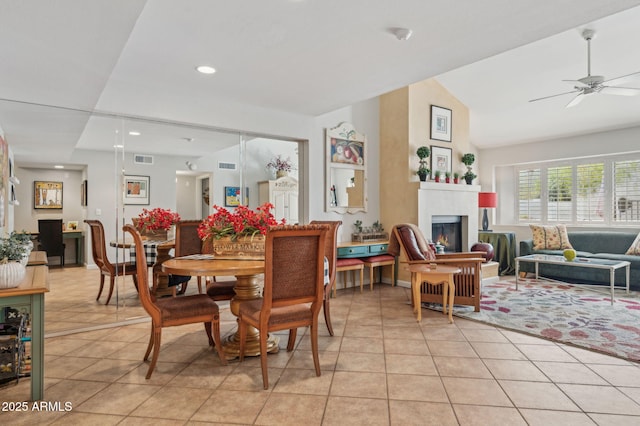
[38,219,65,266]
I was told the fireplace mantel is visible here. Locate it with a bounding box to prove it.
[418,182,480,250]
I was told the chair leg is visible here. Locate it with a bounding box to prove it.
[211,315,227,365]
[146,328,162,379]
[105,276,116,305]
[197,276,203,294]
[96,274,105,301]
[287,328,297,351]
[204,322,214,347]
[323,294,334,336]
[144,325,154,361]
[260,329,269,390]
[310,322,321,377]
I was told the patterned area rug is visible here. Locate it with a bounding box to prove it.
[444,277,640,362]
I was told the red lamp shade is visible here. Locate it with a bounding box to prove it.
[478,192,498,208]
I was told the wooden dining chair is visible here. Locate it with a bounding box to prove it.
[310,220,342,336]
[238,224,328,389]
[173,220,203,294]
[123,224,226,379]
[84,220,138,305]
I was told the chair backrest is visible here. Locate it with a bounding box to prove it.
[309,220,342,287]
[38,219,64,257]
[262,224,328,319]
[174,220,202,257]
[84,219,114,273]
[390,224,436,261]
[123,224,160,320]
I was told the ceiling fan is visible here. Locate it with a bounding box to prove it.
[529,29,640,107]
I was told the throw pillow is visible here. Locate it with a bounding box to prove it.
[530,224,573,250]
[626,232,640,255]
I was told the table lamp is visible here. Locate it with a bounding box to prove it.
[478,192,498,231]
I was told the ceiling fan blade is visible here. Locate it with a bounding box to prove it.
[566,93,585,108]
[599,86,640,96]
[529,89,580,103]
[603,71,640,87]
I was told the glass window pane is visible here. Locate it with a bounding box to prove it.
[518,168,541,221]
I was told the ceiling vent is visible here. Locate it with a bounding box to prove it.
[218,161,237,171]
[134,154,154,165]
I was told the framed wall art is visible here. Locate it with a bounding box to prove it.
[124,175,150,205]
[430,105,452,142]
[34,181,63,209]
[431,146,452,180]
[224,186,248,207]
[80,180,88,206]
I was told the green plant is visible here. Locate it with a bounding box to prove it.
[453,172,460,179]
[445,171,451,178]
[9,231,31,245]
[463,170,477,181]
[417,163,430,174]
[354,220,363,233]
[461,153,475,166]
[0,237,29,262]
[434,170,441,178]
[416,146,430,160]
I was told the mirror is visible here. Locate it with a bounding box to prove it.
[326,122,367,213]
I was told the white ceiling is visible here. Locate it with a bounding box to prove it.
[1,0,640,167]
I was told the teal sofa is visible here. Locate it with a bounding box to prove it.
[519,231,640,291]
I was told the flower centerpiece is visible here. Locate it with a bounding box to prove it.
[0,235,29,288]
[198,203,285,259]
[135,208,181,240]
[266,155,294,179]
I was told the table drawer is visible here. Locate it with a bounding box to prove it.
[368,244,388,254]
[337,246,369,258]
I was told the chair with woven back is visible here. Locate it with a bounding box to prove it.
[389,223,484,312]
[238,224,328,389]
[84,219,139,305]
[309,220,342,336]
[123,224,226,379]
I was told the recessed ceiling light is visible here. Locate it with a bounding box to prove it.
[54,165,64,169]
[128,131,141,136]
[196,65,216,74]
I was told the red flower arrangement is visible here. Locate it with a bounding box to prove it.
[136,208,181,231]
[198,203,284,241]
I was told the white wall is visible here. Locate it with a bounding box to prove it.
[479,124,640,248]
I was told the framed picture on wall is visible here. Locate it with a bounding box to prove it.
[430,105,452,142]
[430,146,452,180]
[34,181,63,209]
[224,186,248,207]
[80,180,88,206]
[124,175,150,205]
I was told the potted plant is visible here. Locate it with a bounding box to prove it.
[462,153,476,185]
[135,208,181,240]
[445,171,451,183]
[416,146,430,182]
[453,172,460,184]
[0,236,29,288]
[434,170,441,183]
[266,155,294,179]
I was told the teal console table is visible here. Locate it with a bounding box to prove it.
[0,265,48,401]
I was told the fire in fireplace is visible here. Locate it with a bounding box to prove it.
[431,215,462,253]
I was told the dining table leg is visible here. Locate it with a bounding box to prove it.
[221,273,280,358]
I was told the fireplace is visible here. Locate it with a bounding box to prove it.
[418,182,480,251]
[432,216,462,253]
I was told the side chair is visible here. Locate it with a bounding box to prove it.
[37,219,65,266]
[84,219,138,305]
[238,224,328,389]
[310,220,342,336]
[389,223,484,312]
[123,224,226,379]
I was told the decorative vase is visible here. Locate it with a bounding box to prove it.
[418,172,427,182]
[276,170,288,179]
[454,178,459,184]
[202,235,266,260]
[0,261,26,289]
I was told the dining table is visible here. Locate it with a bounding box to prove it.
[161,255,276,359]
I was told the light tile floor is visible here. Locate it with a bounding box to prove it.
[1,267,640,424]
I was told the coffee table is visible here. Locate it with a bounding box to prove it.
[515,254,630,305]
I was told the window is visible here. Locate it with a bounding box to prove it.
[517,156,640,225]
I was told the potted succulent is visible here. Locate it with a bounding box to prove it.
[434,170,441,183]
[462,153,476,184]
[453,172,460,184]
[0,236,29,288]
[445,171,451,183]
[416,146,430,182]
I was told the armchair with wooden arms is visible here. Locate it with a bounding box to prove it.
[389,224,483,312]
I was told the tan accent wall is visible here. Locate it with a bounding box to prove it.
[380,78,474,283]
